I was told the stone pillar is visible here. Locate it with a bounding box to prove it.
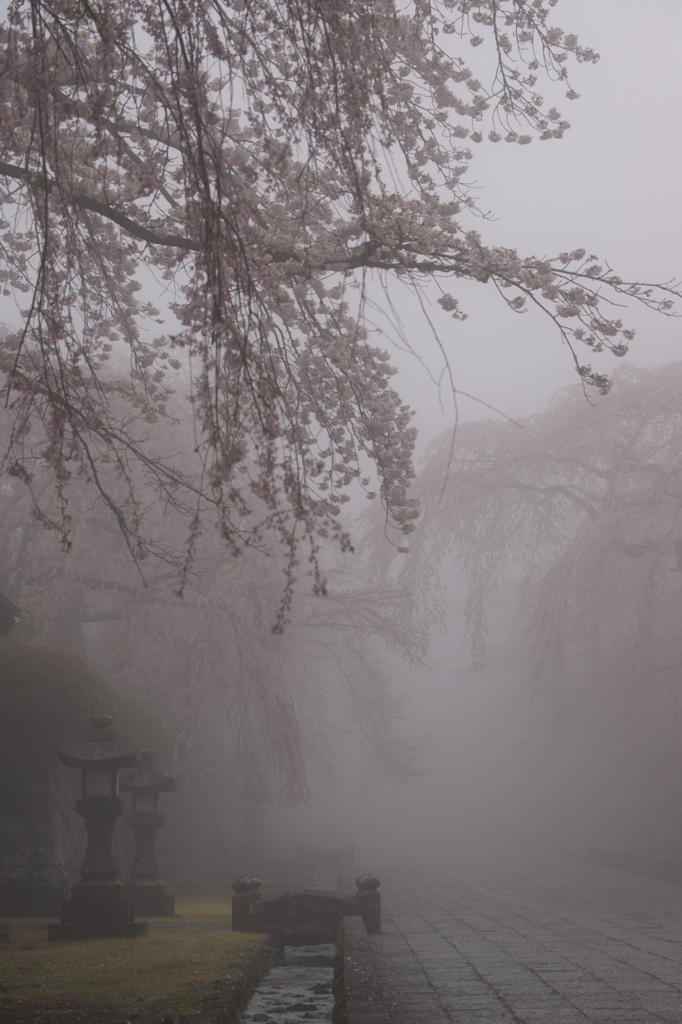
[356,873,381,934]
[231,875,262,931]
[126,812,174,915]
[121,752,177,916]
[71,796,124,899]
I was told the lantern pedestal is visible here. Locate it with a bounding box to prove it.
[122,753,177,917]
[127,888,175,916]
[49,796,148,938]
[48,901,147,940]
[127,892,175,916]
[125,811,176,916]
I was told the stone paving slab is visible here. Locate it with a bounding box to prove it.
[368,849,682,1023]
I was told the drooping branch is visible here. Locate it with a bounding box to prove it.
[506,478,601,519]
[0,162,199,250]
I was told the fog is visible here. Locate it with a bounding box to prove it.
[262,0,682,871]
[3,0,682,887]
[8,8,682,1024]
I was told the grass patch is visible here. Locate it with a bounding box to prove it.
[0,914,268,1022]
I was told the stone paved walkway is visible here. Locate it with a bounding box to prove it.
[370,848,682,1023]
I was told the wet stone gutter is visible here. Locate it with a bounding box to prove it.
[210,865,387,1024]
[213,916,388,1024]
[333,917,389,1024]
[187,937,281,1024]
[241,942,336,1023]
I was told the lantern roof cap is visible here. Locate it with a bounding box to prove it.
[59,713,139,769]
[120,750,177,792]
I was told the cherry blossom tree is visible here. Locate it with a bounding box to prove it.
[1,0,679,589]
[404,362,682,765]
[0,403,424,796]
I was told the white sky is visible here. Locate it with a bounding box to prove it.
[390,0,682,449]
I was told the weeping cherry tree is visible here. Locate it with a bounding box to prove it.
[0,0,679,599]
[404,363,682,763]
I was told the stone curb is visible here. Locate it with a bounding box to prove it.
[333,916,389,1024]
[188,937,282,1023]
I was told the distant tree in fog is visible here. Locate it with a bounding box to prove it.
[402,363,682,757]
[1,0,679,596]
[0,411,424,797]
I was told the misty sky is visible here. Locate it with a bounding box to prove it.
[392,0,682,447]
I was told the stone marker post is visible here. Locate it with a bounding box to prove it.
[231,875,262,930]
[355,873,381,934]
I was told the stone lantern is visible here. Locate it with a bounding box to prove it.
[121,750,177,915]
[48,713,148,940]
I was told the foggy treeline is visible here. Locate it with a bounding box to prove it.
[5,357,682,862]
